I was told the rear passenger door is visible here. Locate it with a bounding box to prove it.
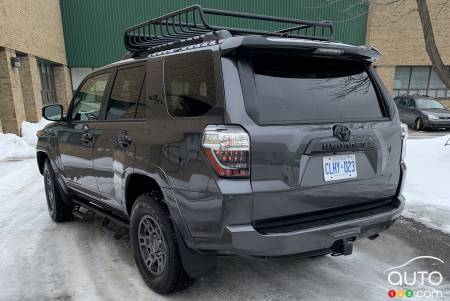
[91,63,146,210]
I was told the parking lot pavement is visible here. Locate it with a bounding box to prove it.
[407,128,450,139]
[1,159,449,301]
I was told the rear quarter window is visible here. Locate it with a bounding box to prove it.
[241,53,386,124]
[163,51,217,117]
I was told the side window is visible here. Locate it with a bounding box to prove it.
[407,99,416,108]
[71,73,110,121]
[400,98,407,107]
[106,66,146,120]
[164,51,217,117]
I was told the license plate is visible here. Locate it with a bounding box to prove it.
[322,154,357,181]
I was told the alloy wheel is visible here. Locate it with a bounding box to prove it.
[138,215,168,275]
[44,169,56,216]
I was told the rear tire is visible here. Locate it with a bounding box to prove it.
[43,159,73,222]
[130,193,194,294]
[415,118,424,131]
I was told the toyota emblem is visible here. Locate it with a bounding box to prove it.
[333,124,351,142]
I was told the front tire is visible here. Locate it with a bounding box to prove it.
[415,118,424,131]
[43,159,73,222]
[130,193,194,294]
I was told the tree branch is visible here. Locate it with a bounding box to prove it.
[416,0,450,88]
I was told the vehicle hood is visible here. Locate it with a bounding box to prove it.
[420,109,450,117]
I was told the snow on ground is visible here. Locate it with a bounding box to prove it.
[0,119,50,162]
[0,158,448,300]
[21,119,51,145]
[403,135,450,234]
[0,133,35,161]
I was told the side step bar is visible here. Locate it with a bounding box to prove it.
[71,197,129,229]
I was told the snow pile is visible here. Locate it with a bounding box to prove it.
[21,119,51,145]
[0,119,50,161]
[0,133,35,161]
[403,135,450,233]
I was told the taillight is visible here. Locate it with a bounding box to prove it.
[202,125,250,178]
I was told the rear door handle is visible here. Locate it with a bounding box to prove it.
[117,132,132,147]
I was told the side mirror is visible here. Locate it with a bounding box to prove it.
[42,104,65,121]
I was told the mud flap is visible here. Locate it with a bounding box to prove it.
[174,225,217,278]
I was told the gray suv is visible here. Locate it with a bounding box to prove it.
[36,6,406,294]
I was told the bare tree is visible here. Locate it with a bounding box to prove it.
[311,0,450,89]
[415,0,450,88]
[374,0,450,88]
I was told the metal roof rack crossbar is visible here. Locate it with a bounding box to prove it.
[124,5,334,54]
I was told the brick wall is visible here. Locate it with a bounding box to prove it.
[54,65,73,109]
[367,0,450,95]
[0,48,26,135]
[18,55,43,122]
[0,0,72,133]
[0,0,67,65]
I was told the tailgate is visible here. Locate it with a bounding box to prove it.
[234,51,401,222]
[249,123,401,221]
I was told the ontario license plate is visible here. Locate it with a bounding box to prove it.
[322,154,357,181]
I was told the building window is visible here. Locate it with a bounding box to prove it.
[393,66,450,98]
[38,60,57,105]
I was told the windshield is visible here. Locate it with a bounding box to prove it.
[416,99,445,110]
[244,53,385,124]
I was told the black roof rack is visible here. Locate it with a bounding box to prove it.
[124,5,334,54]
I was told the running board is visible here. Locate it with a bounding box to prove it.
[71,197,129,229]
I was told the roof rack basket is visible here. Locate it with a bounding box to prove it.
[124,5,334,54]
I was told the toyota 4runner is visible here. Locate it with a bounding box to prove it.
[36,6,407,294]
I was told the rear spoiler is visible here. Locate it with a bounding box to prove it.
[220,36,380,62]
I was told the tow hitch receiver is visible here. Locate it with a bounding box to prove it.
[331,239,354,256]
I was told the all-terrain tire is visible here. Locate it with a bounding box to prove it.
[130,193,194,294]
[43,159,73,222]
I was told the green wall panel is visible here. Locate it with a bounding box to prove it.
[60,0,368,67]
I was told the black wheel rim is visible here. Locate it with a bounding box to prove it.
[44,169,56,216]
[138,215,168,275]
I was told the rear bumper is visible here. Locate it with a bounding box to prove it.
[224,196,404,256]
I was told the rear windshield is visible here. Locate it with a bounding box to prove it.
[245,54,385,124]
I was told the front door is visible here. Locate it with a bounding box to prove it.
[92,64,146,210]
[59,71,111,195]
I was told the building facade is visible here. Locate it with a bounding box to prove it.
[59,0,369,89]
[0,0,72,134]
[367,0,450,107]
[0,0,448,134]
